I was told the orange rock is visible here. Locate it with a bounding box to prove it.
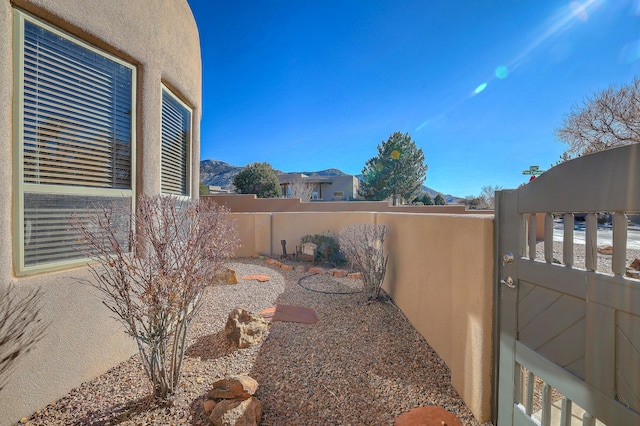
[347,272,362,279]
[280,264,294,271]
[203,399,217,414]
[309,267,326,275]
[329,269,348,277]
[394,406,462,426]
[629,258,640,271]
[242,275,271,282]
[597,245,614,255]
[265,258,282,267]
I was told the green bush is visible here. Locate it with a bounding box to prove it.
[299,233,346,266]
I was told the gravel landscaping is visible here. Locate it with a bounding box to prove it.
[15,258,489,426]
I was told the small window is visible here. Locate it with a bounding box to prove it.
[14,10,136,274]
[161,87,192,196]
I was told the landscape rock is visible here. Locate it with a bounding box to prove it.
[597,245,614,255]
[203,399,217,414]
[309,267,326,275]
[626,268,640,279]
[208,375,258,400]
[241,275,271,282]
[225,308,269,348]
[328,269,349,277]
[264,258,282,267]
[216,268,238,285]
[394,405,462,426]
[629,258,640,270]
[209,397,262,426]
[347,272,362,279]
[280,264,294,271]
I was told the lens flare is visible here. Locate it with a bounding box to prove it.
[570,1,589,22]
[474,83,488,95]
[495,66,509,79]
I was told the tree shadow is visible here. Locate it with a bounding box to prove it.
[185,329,237,361]
[71,394,157,426]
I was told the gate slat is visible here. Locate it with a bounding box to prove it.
[515,341,640,426]
[612,212,627,276]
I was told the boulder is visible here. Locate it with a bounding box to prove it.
[225,308,269,348]
[209,397,262,426]
[215,268,238,285]
[347,272,362,279]
[309,267,326,275]
[629,258,640,271]
[203,399,217,414]
[280,264,294,271]
[208,375,258,400]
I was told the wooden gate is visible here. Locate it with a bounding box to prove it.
[496,144,640,425]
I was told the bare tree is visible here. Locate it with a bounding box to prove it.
[478,185,502,209]
[288,179,315,202]
[72,195,239,400]
[556,77,640,159]
[0,284,47,391]
[339,224,389,301]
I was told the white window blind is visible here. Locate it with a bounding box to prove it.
[23,20,132,188]
[161,87,191,196]
[16,11,136,274]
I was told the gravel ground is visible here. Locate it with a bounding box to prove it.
[16,259,489,426]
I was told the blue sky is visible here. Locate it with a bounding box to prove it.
[188,0,640,197]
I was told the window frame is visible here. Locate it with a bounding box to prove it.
[160,84,192,198]
[13,10,137,275]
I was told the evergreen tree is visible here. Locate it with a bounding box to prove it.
[359,132,428,205]
[233,162,281,198]
[434,194,446,205]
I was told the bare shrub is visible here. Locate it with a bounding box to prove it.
[0,284,47,391]
[338,224,389,301]
[71,195,239,400]
[289,179,315,202]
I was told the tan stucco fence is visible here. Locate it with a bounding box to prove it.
[229,208,495,422]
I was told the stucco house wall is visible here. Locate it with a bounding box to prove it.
[0,1,201,423]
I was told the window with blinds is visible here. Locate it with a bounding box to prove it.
[15,11,136,274]
[161,87,191,196]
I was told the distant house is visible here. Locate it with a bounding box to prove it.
[277,173,360,201]
[208,185,231,194]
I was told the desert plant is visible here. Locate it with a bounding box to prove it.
[339,224,389,301]
[0,284,47,391]
[71,195,239,400]
[299,233,345,265]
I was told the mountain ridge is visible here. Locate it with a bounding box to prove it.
[200,159,461,203]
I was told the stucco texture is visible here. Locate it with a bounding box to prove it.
[0,1,202,423]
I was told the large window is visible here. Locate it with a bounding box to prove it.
[14,11,136,274]
[161,86,191,196]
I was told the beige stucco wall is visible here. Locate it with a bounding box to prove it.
[208,193,484,214]
[0,1,202,423]
[229,210,495,421]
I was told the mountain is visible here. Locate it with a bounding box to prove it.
[199,159,243,190]
[200,159,461,203]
